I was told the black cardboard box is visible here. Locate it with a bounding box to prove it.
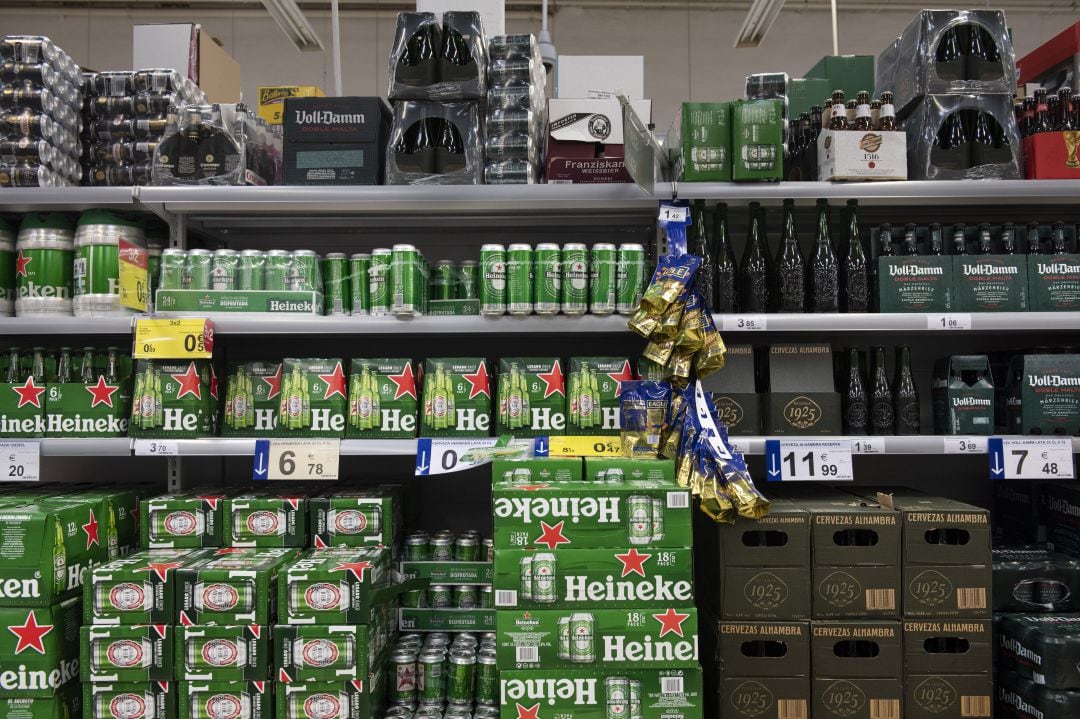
[765,344,842,435]
[812,621,903,719]
[702,344,762,436]
[283,97,391,185]
[708,619,811,719]
[905,674,992,719]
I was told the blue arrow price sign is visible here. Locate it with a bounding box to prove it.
[254,439,339,481]
[415,437,537,476]
[765,439,854,482]
[988,437,1074,480]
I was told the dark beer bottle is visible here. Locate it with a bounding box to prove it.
[878,223,896,257]
[1027,221,1042,255]
[740,202,771,313]
[975,223,993,254]
[713,203,738,313]
[878,92,898,131]
[1052,221,1070,255]
[842,200,869,313]
[854,91,873,131]
[973,111,995,149]
[870,345,894,435]
[1020,97,1036,137]
[936,26,963,79]
[774,199,805,313]
[807,199,839,313]
[928,223,945,256]
[948,111,970,149]
[1049,95,1062,128]
[903,224,920,256]
[893,345,920,435]
[1057,88,1076,131]
[952,223,968,255]
[829,91,848,131]
[1034,90,1053,133]
[810,105,824,140]
[691,200,715,304]
[843,346,869,435]
[1000,222,1017,254]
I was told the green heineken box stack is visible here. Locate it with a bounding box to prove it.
[309,487,405,551]
[345,359,418,439]
[221,361,283,437]
[223,495,309,549]
[141,494,228,550]
[176,548,298,626]
[566,357,634,436]
[0,348,56,437]
[496,358,566,438]
[44,349,133,438]
[278,359,347,437]
[84,550,211,626]
[420,358,492,437]
[128,361,217,439]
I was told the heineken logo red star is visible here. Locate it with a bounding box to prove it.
[463,363,491,399]
[248,625,261,638]
[350,680,364,692]
[152,625,168,638]
[215,547,244,554]
[283,497,302,510]
[279,668,293,683]
[12,377,45,408]
[138,561,183,582]
[534,521,570,550]
[615,548,651,577]
[85,375,120,408]
[179,611,194,626]
[198,496,224,510]
[607,361,636,397]
[313,536,329,549]
[171,363,203,400]
[538,361,565,397]
[518,484,550,492]
[331,560,373,581]
[14,251,31,277]
[319,362,347,400]
[515,703,541,719]
[83,509,99,548]
[653,607,691,637]
[263,365,283,400]
[388,363,417,400]
[9,611,52,654]
[210,366,219,401]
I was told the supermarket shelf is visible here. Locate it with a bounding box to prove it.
[197,313,633,334]
[713,312,1080,333]
[723,435,1080,455]
[164,439,417,456]
[40,438,138,456]
[0,316,134,335]
[0,187,135,213]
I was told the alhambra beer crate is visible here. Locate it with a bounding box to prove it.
[496,358,567,437]
[495,607,699,669]
[141,494,228,550]
[4,686,81,719]
[221,361,283,437]
[309,487,405,550]
[0,597,81,696]
[84,549,212,625]
[85,682,176,719]
[177,682,270,719]
[493,547,694,610]
[278,548,393,624]
[80,625,174,683]
[273,622,394,681]
[223,495,308,549]
[176,548,298,626]
[345,359,418,439]
[128,360,217,439]
[175,625,269,682]
[498,668,703,719]
[420,358,493,438]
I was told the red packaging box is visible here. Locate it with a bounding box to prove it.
[1022,132,1080,179]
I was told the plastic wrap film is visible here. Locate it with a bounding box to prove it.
[1,35,84,187]
[745,72,790,155]
[876,10,1016,118]
[388,11,488,101]
[386,100,483,185]
[152,103,280,186]
[905,93,1021,180]
[484,34,548,184]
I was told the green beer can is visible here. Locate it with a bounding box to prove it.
[589,243,617,315]
[561,244,589,315]
[211,249,239,291]
[15,212,75,315]
[418,649,446,703]
[475,650,497,705]
[322,253,351,316]
[369,248,391,316]
[238,249,266,291]
[534,243,561,315]
[606,677,630,719]
[289,250,320,292]
[264,250,292,291]
[349,254,370,315]
[186,249,213,290]
[616,243,646,315]
[391,243,422,316]
[447,650,476,704]
[388,649,418,705]
[0,217,15,315]
[479,244,506,316]
[456,260,478,300]
[431,260,454,301]
[146,240,163,293]
[73,209,141,316]
[293,636,355,670]
[507,243,533,315]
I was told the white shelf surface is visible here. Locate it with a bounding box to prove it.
[0,317,134,335]
[40,438,138,456]
[714,312,1080,332]
[676,179,1080,205]
[724,435,1080,455]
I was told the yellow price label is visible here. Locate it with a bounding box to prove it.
[547,436,623,457]
[133,318,214,359]
[118,238,148,312]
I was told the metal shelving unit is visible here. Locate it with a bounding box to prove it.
[713,312,1080,333]
[41,438,140,456]
[0,317,134,335]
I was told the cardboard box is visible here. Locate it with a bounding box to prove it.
[178,682,268,719]
[273,623,392,681]
[582,458,674,484]
[309,486,404,550]
[788,77,831,117]
[278,548,393,624]
[953,255,1028,312]
[345,359,418,439]
[720,677,811,719]
[817,129,907,181]
[765,344,841,435]
[85,549,211,625]
[1027,253,1080,311]
[556,56,645,99]
[398,608,495,632]
[732,100,783,181]
[420,358,493,437]
[223,495,308,548]
[176,547,297,625]
[701,345,761,436]
[877,256,953,312]
[903,619,992,674]
[175,625,268,682]
[1017,21,1080,89]
[492,458,583,485]
[499,668,703,719]
[497,357,567,437]
[873,491,990,567]
[812,621,903,719]
[805,55,876,102]
[80,625,173,683]
[566,357,633,435]
[257,86,325,125]
[667,102,732,182]
[715,621,810,677]
[1006,354,1080,435]
[993,482,1044,544]
[275,676,386,719]
[1041,482,1080,558]
[1023,132,1080,179]
[546,99,653,184]
[132,24,240,102]
[89,682,177,719]
[931,356,995,435]
[905,674,992,719]
[283,97,392,186]
[154,290,323,315]
[221,361,283,437]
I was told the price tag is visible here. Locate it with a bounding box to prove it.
[722,315,767,331]
[547,436,621,458]
[255,439,340,481]
[133,318,214,359]
[927,314,972,331]
[133,439,178,456]
[765,439,854,482]
[989,437,1074,480]
[658,205,686,223]
[0,441,39,482]
[727,439,746,455]
[944,437,987,455]
[415,437,533,476]
[118,237,148,312]
[851,438,885,455]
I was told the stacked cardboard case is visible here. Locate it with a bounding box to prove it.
[484,36,547,184]
[491,457,703,719]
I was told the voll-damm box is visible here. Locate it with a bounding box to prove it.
[0,598,80,696]
[84,681,175,719]
[80,625,173,683]
[275,676,385,719]
[179,681,271,719]
[495,607,698,669]
[176,548,297,626]
[953,255,1028,312]
[499,668,703,719]
[274,622,392,681]
[222,362,283,437]
[85,549,211,624]
[492,479,691,550]
[566,357,632,436]
[1042,482,1080,558]
[496,358,567,437]
[224,495,308,548]
[3,686,80,719]
[877,256,953,312]
[493,547,694,609]
[1028,254,1080,311]
[128,360,216,439]
[278,359,347,437]
[345,359,417,439]
[1006,354,1080,435]
[278,548,392,624]
[309,487,404,549]
[420,358,492,438]
[492,459,582,485]
[175,625,269,682]
[141,494,227,550]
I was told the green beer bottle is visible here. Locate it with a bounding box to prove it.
[371,370,382,428]
[225,372,235,428]
[152,371,163,428]
[520,368,531,428]
[433,364,449,430]
[5,348,20,383]
[444,369,456,429]
[245,372,254,426]
[279,370,291,424]
[30,347,45,382]
[348,371,360,428]
[301,369,312,428]
[286,366,304,430]
[81,347,95,384]
[498,370,509,423]
[105,348,119,384]
[56,347,72,383]
[131,371,143,423]
[362,368,376,430]
[568,367,579,425]
[578,364,593,428]
[507,363,523,430]
[589,369,601,427]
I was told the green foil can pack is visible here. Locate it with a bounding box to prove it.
[2,685,81,719]
[309,486,404,549]
[141,494,227,550]
[84,549,212,625]
[497,358,566,437]
[493,547,694,609]
[345,359,418,439]
[222,362,283,437]
[128,360,216,439]
[278,359,347,437]
[278,548,392,624]
[420,358,493,437]
[224,495,308,548]
[275,676,385,719]
[80,624,174,683]
[496,607,699,669]
[178,681,270,719]
[0,597,80,696]
[499,668,703,719]
[176,547,297,626]
[175,625,269,682]
[85,681,175,719]
[274,622,392,682]
[566,357,633,436]
[492,471,690,549]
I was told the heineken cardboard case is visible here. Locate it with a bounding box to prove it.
[420,358,492,438]
[903,620,992,675]
[398,561,492,585]
[953,255,1028,312]
[931,356,996,435]
[85,682,176,719]
[224,495,308,548]
[3,686,80,719]
[566,357,633,436]
[495,607,699,669]
[905,674,992,719]
[274,623,392,681]
[492,477,691,549]
[222,362,283,437]
[667,102,732,182]
[0,598,80,696]
[45,352,132,438]
[582,458,675,484]
[1028,253,1080,311]
[499,668,703,719]
[0,350,56,437]
[812,621,903,719]
[496,358,566,437]
[141,494,226,550]
[345,359,417,439]
[154,290,323,315]
[492,458,582,485]
[278,359,347,437]
[309,487,404,550]
[493,547,694,609]
[85,549,212,625]
[701,344,762,436]
[274,676,385,719]
[175,625,269,682]
[178,681,270,719]
[765,344,842,435]
[397,607,495,632]
[177,547,298,626]
[278,548,393,624]
[66,486,148,560]
[731,99,783,181]
[129,361,216,439]
[80,625,174,683]
[1006,354,1080,435]
[877,256,953,312]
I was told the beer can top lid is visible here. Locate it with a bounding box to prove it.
[325,253,347,259]
[213,248,238,255]
[562,243,587,250]
[76,208,143,231]
[161,247,185,256]
[19,211,74,234]
[265,249,290,256]
[535,243,560,250]
[350,253,371,259]
[436,259,454,266]
[480,244,506,251]
[240,249,265,256]
[372,248,392,255]
[292,249,318,256]
[619,243,646,250]
[507,243,531,250]
[188,248,212,255]
[392,244,417,251]
[592,243,617,250]
[460,260,477,266]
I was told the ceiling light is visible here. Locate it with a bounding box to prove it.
[734,0,787,48]
[262,0,324,52]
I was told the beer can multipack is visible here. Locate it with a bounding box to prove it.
[13,482,148,561]
[141,494,227,550]
[277,359,347,437]
[345,359,417,440]
[498,668,703,719]
[275,677,385,719]
[84,549,212,625]
[177,548,298,626]
[566,357,633,436]
[273,622,394,681]
[419,358,492,438]
[80,624,173,683]
[85,681,175,719]
[0,597,81,696]
[278,548,393,625]
[224,495,309,549]
[177,681,269,719]
[175,625,269,682]
[222,361,284,437]
[495,358,566,438]
[128,360,217,439]
[3,687,81,719]
[491,458,582,485]
[310,487,405,550]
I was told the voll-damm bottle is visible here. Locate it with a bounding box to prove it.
[1026,221,1042,255]
[952,223,968,255]
[893,345,920,435]
[1000,222,1017,254]
[870,345,894,435]
[713,203,738,313]
[976,223,993,255]
[878,223,896,257]
[842,346,869,435]
[740,202,770,312]
[927,224,945,256]
[774,199,805,312]
[1052,221,1070,255]
[807,199,839,313]
[841,199,869,312]
[902,224,920,256]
